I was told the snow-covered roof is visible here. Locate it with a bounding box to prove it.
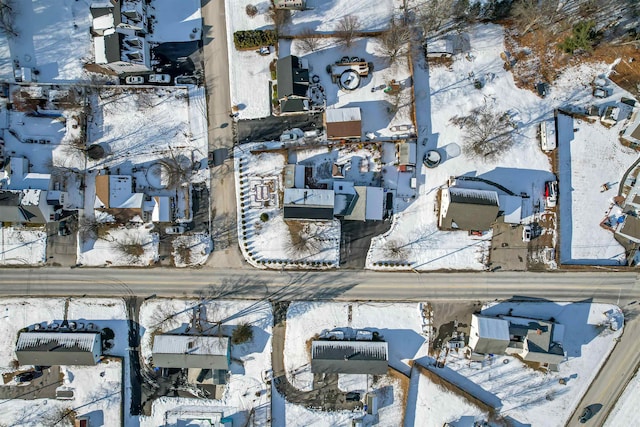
[95,175,143,211]
[473,315,510,341]
[151,196,171,222]
[449,187,499,206]
[15,332,102,366]
[152,334,230,370]
[398,142,416,165]
[16,332,99,352]
[284,188,334,207]
[7,157,51,191]
[311,340,388,374]
[325,107,361,123]
[93,13,115,31]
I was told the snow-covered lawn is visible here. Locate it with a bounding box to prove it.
[172,232,213,267]
[78,225,159,267]
[557,113,636,265]
[439,301,623,427]
[235,143,341,268]
[281,0,394,36]
[0,226,46,265]
[225,0,276,119]
[0,0,93,82]
[148,0,202,43]
[284,301,428,389]
[605,366,640,426]
[0,298,127,427]
[138,299,273,427]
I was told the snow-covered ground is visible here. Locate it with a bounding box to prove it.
[284,301,428,388]
[172,232,213,267]
[78,225,159,267]
[604,366,640,426]
[557,113,636,265]
[148,0,202,43]
[0,226,46,265]
[281,0,394,36]
[225,0,276,119]
[0,298,128,427]
[138,299,273,427]
[234,143,341,268]
[437,301,623,427]
[0,0,93,82]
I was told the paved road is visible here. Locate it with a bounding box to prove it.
[201,0,245,268]
[0,268,637,302]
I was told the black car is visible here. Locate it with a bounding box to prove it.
[345,392,360,402]
[15,370,42,383]
[579,406,592,423]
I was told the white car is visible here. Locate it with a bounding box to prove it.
[522,225,532,242]
[125,76,144,85]
[148,74,171,84]
[165,226,185,235]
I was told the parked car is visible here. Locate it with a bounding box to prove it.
[545,180,558,208]
[175,75,198,85]
[165,225,186,235]
[16,370,42,383]
[345,392,361,402]
[258,46,270,56]
[522,225,532,242]
[579,406,592,423]
[125,75,144,85]
[148,74,171,84]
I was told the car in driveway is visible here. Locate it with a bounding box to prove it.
[148,74,171,84]
[522,225,532,242]
[545,180,558,208]
[16,370,42,383]
[345,392,361,401]
[125,75,145,85]
[165,225,185,235]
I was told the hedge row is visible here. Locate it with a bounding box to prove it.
[234,30,277,49]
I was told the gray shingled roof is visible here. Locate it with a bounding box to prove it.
[15,332,101,366]
[311,341,388,374]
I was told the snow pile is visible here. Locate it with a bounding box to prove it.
[172,233,213,267]
[78,226,159,267]
[0,226,46,265]
[139,299,273,427]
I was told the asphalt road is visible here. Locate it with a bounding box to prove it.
[0,268,637,303]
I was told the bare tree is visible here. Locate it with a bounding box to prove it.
[0,0,17,38]
[380,18,413,64]
[450,103,516,161]
[297,28,322,53]
[115,232,145,263]
[268,6,290,29]
[510,0,560,35]
[336,15,360,48]
[383,239,409,260]
[416,0,451,36]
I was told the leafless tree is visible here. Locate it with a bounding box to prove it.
[416,0,451,36]
[510,0,560,35]
[115,232,145,263]
[383,239,409,260]
[0,0,17,38]
[450,103,516,161]
[268,6,290,29]
[380,18,413,64]
[297,28,322,53]
[336,15,360,48]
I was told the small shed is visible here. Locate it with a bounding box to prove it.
[16,332,102,366]
[325,108,362,140]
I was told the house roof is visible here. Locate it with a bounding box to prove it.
[7,157,51,191]
[343,186,384,221]
[284,205,334,220]
[152,335,230,370]
[325,107,361,123]
[284,188,334,207]
[311,341,388,374]
[474,315,510,341]
[504,316,565,363]
[15,332,101,366]
[277,55,309,98]
[398,142,416,165]
[280,97,308,113]
[617,215,640,243]
[151,196,170,222]
[0,189,50,223]
[95,175,144,211]
[441,187,500,230]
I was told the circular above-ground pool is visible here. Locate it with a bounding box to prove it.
[339,69,360,91]
[146,162,170,189]
[423,150,442,168]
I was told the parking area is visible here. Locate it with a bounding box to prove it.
[488,219,529,271]
[340,220,391,269]
[45,216,78,267]
[0,367,62,400]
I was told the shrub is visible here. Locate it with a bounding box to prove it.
[558,20,597,54]
[246,4,258,17]
[233,30,277,50]
[260,212,269,222]
[232,323,254,344]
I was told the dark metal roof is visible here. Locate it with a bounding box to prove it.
[104,32,122,63]
[441,187,499,231]
[277,55,309,98]
[280,98,307,113]
[284,205,334,220]
[0,190,21,206]
[311,340,388,374]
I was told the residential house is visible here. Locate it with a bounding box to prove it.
[615,214,640,244]
[621,109,640,146]
[276,56,310,114]
[15,332,102,366]
[311,340,388,374]
[338,185,384,221]
[152,334,230,371]
[439,187,500,231]
[325,108,362,140]
[283,188,335,220]
[469,314,565,366]
[274,0,306,10]
[0,189,57,223]
[94,174,145,221]
[90,0,151,74]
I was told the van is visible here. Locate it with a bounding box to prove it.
[540,121,556,152]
